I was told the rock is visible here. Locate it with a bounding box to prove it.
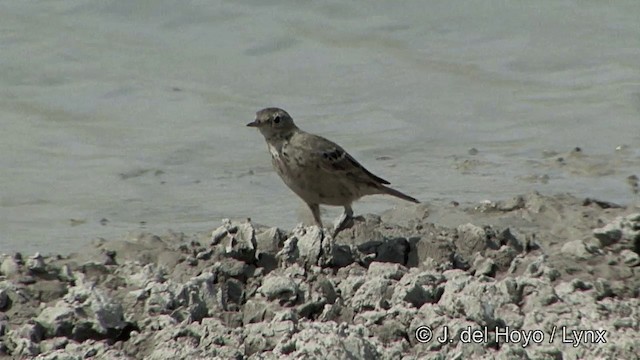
[497,278,522,305]
[489,246,519,272]
[496,228,525,252]
[0,289,9,311]
[255,226,285,254]
[214,258,253,282]
[81,291,126,339]
[243,299,275,324]
[524,255,561,281]
[27,253,46,274]
[3,192,640,359]
[594,223,623,245]
[211,219,233,245]
[14,322,46,343]
[297,299,326,320]
[391,270,444,308]
[219,278,245,312]
[438,274,517,328]
[560,240,595,260]
[255,227,284,271]
[38,337,68,353]
[454,224,499,261]
[353,310,386,327]
[223,222,258,263]
[243,320,295,355]
[594,278,614,300]
[35,305,75,337]
[195,248,212,260]
[620,249,640,267]
[496,196,526,211]
[409,235,455,267]
[350,278,393,311]
[473,255,496,277]
[375,318,407,344]
[366,262,407,280]
[103,250,117,265]
[613,317,635,330]
[295,225,324,266]
[320,240,354,269]
[315,278,337,304]
[593,213,640,247]
[7,335,40,357]
[0,256,20,277]
[495,303,524,328]
[337,275,366,301]
[20,278,133,347]
[58,265,75,282]
[357,237,410,266]
[281,323,380,359]
[277,235,300,266]
[258,275,299,306]
[145,281,183,315]
[524,281,559,306]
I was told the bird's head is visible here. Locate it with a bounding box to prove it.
[247,107,297,140]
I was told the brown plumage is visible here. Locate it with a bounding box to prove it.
[247,107,419,234]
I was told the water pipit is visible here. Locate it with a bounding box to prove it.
[247,107,419,235]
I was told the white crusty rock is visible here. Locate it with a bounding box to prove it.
[211,219,258,263]
[1,193,639,359]
[593,213,640,246]
[259,275,299,306]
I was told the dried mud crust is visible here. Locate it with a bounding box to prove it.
[0,192,638,359]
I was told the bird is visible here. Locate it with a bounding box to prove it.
[247,107,419,235]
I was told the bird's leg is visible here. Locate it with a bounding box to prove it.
[307,203,323,228]
[332,205,353,237]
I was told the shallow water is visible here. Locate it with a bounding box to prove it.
[2,0,639,254]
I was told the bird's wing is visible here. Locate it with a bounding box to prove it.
[309,135,390,185]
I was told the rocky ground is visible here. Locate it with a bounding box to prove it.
[0,192,639,359]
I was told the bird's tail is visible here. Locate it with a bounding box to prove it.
[380,185,420,203]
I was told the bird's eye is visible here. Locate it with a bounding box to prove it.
[273,116,281,124]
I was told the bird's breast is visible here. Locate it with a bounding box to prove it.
[267,142,291,177]
[268,143,281,160]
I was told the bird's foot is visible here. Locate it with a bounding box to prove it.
[332,212,354,238]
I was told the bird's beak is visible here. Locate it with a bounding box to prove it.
[246,120,259,127]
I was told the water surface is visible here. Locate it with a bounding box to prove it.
[2,0,639,254]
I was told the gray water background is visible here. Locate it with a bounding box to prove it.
[2,0,639,254]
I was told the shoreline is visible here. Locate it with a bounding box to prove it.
[1,192,638,359]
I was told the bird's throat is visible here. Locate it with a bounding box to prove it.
[265,129,295,144]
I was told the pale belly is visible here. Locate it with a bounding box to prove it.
[269,144,365,206]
